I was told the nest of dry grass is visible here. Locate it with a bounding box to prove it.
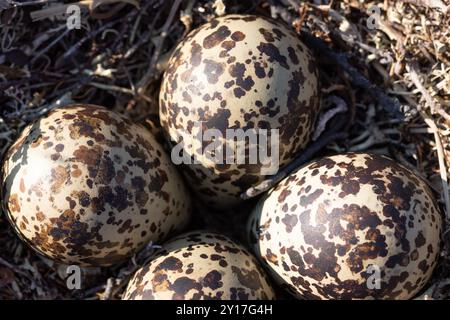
[0,0,449,300]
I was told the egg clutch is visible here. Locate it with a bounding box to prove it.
[1,15,443,300]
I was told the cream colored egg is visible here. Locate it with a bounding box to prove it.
[248,153,442,299]
[1,104,191,267]
[123,231,276,300]
[159,14,320,208]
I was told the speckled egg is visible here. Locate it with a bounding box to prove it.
[248,153,442,299]
[1,104,191,267]
[159,14,320,208]
[123,231,276,300]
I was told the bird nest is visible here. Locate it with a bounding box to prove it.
[0,0,449,300]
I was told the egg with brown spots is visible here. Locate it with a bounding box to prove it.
[248,153,442,300]
[123,231,276,300]
[159,14,320,208]
[1,104,191,267]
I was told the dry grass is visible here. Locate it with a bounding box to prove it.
[0,0,449,299]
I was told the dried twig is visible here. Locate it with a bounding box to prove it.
[59,19,118,63]
[399,0,449,12]
[300,31,404,120]
[313,95,348,140]
[0,0,54,10]
[101,278,114,300]
[180,0,197,36]
[136,0,183,94]
[242,114,348,199]
[0,256,29,277]
[88,81,135,95]
[407,63,450,219]
[31,28,72,63]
